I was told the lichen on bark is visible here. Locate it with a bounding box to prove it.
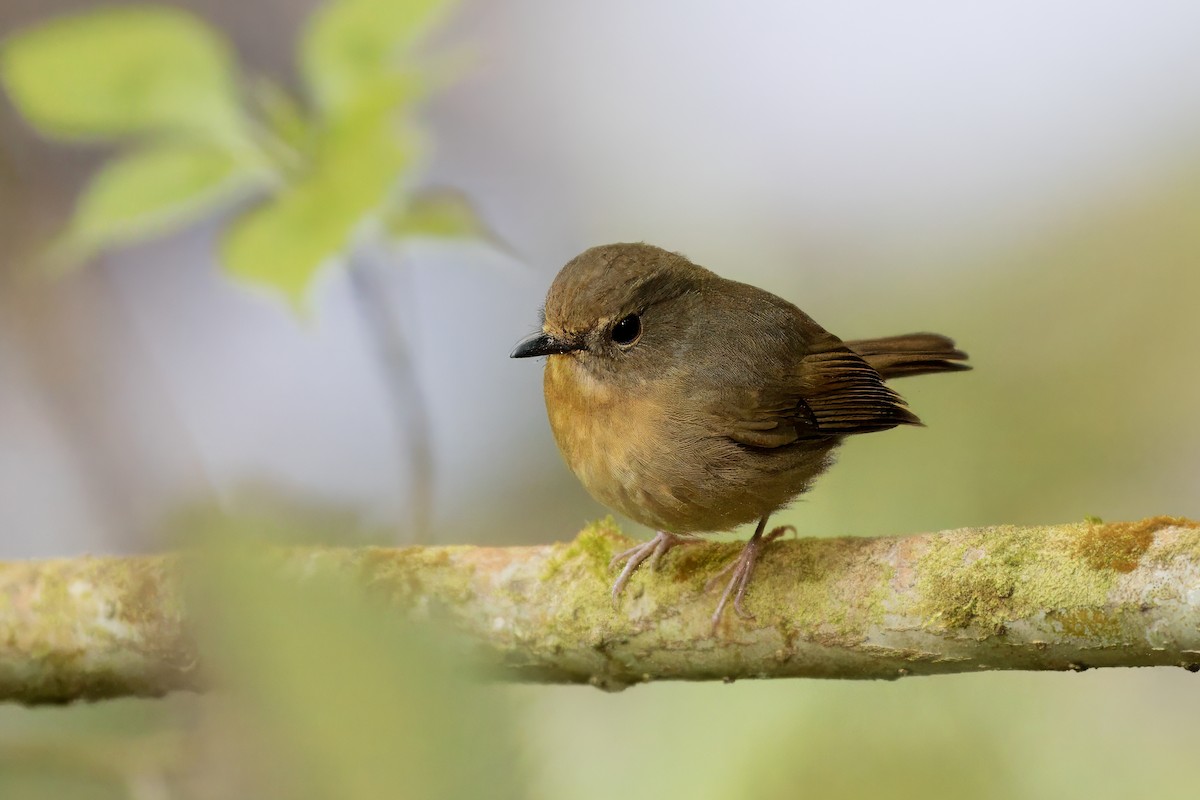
[0,516,1197,703]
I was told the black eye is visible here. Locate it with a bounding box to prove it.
[611,314,642,346]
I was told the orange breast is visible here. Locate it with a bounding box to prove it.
[543,356,666,525]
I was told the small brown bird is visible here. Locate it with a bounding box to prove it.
[511,243,968,627]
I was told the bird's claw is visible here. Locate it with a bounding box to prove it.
[609,531,690,606]
[708,525,791,630]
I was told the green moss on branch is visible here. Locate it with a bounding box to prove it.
[0,517,1197,703]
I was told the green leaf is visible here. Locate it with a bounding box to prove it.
[388,187,498,244]
[54,141,257,262]
[302,0,454,113]
[250,77,316,160]
[222,95,420,309]
[0,5,245,140]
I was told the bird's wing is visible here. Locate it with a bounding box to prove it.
[721,346,921,448]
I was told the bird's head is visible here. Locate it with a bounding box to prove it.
[510,243,713,383]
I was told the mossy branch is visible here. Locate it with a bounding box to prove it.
[1,516,1198,703]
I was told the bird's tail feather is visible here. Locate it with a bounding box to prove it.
[845,333,970,380]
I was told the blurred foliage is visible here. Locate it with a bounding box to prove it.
[0,7,243,140]
[389,186,508,246]
[303,0,451,114]
[0,0,496,310]
[67,142,251,257]
[188,529,525,799]
[0,507,528,798]
[220,88,421,305]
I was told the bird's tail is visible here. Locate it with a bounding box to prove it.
[845,333,970,380]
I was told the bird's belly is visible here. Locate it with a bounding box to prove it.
[543,358,829,533]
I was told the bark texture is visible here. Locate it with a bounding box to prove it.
[1,516,1198,702]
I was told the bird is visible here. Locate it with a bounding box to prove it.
[510,243,969,628]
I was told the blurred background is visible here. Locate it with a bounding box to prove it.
[2,0,1199,797]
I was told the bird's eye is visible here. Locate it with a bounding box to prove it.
[611,314,642,346]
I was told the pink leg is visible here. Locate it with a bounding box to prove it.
[705,519,793,629]
[609,531,693,605]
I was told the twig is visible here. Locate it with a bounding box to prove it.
[346,246,434,543]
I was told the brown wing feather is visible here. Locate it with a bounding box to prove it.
[723,346,920,448]
[688,282,961,450]
[793,349,922,434]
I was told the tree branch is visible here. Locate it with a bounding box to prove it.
[2,517,1198,702]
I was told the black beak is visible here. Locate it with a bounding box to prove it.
[509,331,581,358]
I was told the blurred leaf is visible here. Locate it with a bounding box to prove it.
[190,538,525,800]
[0,5,246,141]
[222,92,421,309]
[251,77,316,163]
[388,187,501,246]
[51,141,259,264]
[302,0,454,114]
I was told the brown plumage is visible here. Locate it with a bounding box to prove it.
[846,334,970,380]
[511,243,969,628]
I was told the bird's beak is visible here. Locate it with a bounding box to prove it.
[509,331,582,358]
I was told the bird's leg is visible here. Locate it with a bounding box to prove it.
[609,531,693,605]
[706,518,793,628]
[703,523,793,593]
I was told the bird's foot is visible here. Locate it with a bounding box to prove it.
[705,526,794,629]
[609,531,693,606]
